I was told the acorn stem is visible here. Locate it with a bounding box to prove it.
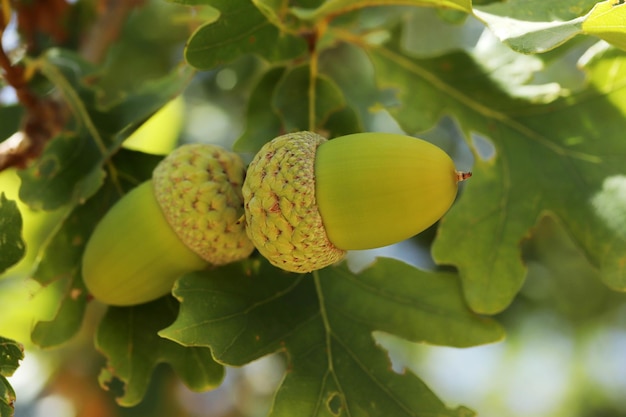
[456,171,472,182]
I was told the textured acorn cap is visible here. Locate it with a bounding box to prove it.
[153,143,254,265]
[242,132,346,273]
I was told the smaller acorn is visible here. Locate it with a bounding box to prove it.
[82,144,254,306]
[242,131,471,273]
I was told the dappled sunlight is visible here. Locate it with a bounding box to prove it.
[32,395,76,417]
[592,175,626,239]
[583,318,626,407]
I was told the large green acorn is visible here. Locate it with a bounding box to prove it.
[242,131,471,273]
[82,144,255,306]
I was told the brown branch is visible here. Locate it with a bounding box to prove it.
[0,1,68,171]
[14,0,70,55]
[0,60,35,115]
[0,91,68,170]
[79,0,146,63]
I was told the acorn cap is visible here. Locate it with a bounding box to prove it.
[242,132,346,273]
[153,143,255,265]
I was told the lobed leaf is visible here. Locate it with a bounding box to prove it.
[234,64,360,153]
[470,0,596,53]
[234,66,287,154]
[319,43,392,131]
[0,195,25,275]
[30,273,88,348]
[95,297,224,407]
[361,26,626,313]
[0,337,23,378]
[160,258,502,416]
[472,9,585,54]
[582,0,626,50]
[18,49,192,211]
[474,0,626,54]
[184,0,306,70]
[321,104,363,138]
[273,64,347,132]
[521,213,626,322]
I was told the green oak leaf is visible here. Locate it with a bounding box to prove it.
[521,213,626,322]
[473,0,626,54]
[322,104,363,138]
[0,336,23,417]
[184,0,306,70]
[0,337,22,378]
[234,66,287,154]
[234,64,360,153]
[30,273,88,348]
[0,195,25,275]
[364,27,626,314]
[29,150,162,347]
[18,49,191,211]
[160,258,503,417]
[95,297,224,407]
[472,9,585,54]
[582,0,626,50]
[319,43,392,131]
[273,64,347,132]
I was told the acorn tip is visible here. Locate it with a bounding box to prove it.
[456,171,472,182]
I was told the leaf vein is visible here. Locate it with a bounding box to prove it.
[365,42,603,164]
[331,333,420,417]
[332,267,468,320]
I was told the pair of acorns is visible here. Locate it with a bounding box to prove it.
[82,131,471,306]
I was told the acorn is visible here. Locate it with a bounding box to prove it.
[242,131,471,273]
[82,144,255,306]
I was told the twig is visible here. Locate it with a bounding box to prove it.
[0,2,67,170]
[79,0,146,63]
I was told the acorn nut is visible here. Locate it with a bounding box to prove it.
[82,144,254,306]
[242,131,471,273]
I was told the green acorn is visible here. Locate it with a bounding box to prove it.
[242,131,471,273]
[82,144,254,306]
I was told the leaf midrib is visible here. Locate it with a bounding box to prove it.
[366,40,605,164]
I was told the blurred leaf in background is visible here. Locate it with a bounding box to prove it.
[0,194,25,275]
